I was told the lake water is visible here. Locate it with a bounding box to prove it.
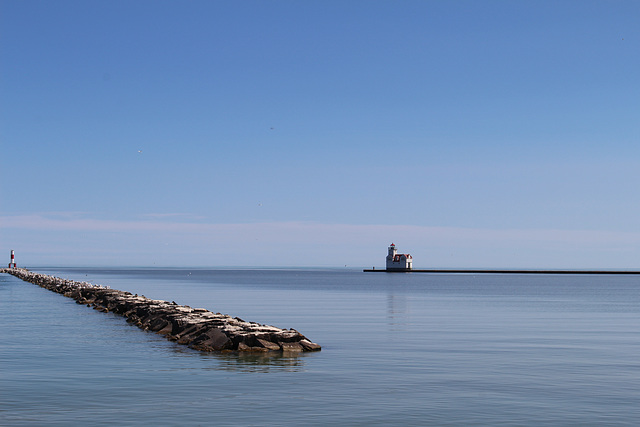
[1,267,639,426]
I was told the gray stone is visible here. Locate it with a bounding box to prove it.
[256,339,281,351]
[280,342,304,352]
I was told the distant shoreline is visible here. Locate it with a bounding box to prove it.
[364,269,640,275]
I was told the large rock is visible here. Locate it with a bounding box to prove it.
[189,328,233,351]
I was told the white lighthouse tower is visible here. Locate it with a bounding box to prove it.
[385,243,412,271]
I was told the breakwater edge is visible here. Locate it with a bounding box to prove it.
[0,268,320,353]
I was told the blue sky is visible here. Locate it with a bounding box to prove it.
[1,0,639,268]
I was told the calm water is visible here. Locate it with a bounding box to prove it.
[1,268,639,426]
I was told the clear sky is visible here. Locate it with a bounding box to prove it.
[1,0,639,268]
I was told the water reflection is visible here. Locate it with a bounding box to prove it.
[197,350,316,373]
[163,342,317,373]
[387,293,408,331]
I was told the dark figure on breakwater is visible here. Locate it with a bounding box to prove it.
[1,268,321,353]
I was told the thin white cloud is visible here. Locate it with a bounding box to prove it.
[139,213,206,220]
[2,214,639,247]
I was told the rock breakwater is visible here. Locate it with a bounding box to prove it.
[1,268,321,353]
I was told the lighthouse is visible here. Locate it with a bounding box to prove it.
[386,243,412,271]
[8,250,16,268]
